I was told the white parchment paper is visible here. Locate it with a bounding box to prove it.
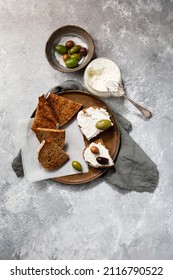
[17,118,89,182]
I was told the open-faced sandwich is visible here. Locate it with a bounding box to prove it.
[83,138,114,168]
[77,106,113,140]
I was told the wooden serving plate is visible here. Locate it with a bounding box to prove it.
[52,90,120,185]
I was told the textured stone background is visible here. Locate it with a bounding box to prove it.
[0,0,173,259]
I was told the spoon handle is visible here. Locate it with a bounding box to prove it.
[124,95,152,119]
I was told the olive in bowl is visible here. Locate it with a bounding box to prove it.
[54,40,87,69]
[45,25,95,73]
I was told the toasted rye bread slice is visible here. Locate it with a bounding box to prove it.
[33,128,65,149]
[91,138,105,146]
[47,93,83,127]
[31,95,57,130]
[37,139,69,170]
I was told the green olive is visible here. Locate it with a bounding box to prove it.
[70,53,82,61]
[72,160,83,171]
[95,119,112,130]
[65,58,79,68]
[68,45,81,55]
[54,44,68,55]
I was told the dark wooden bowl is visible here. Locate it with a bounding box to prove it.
[45,25,95,73]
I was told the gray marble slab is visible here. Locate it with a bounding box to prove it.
[0,0,173,260]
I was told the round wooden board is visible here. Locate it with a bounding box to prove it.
[52,90,120,185]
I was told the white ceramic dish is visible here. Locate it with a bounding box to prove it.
[84,57,122,97]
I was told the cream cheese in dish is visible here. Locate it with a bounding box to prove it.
[83,142,114,168]
[84,57,122,97]
[77,107,113,140]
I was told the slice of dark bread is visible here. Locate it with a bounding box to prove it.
[31,95,57,130]
[37,139,69,170]
[47,93,82,127]
[33,127,65,149]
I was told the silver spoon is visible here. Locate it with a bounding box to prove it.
[106,81,152,119]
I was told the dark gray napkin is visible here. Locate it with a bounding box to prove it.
[104,113,159,192]
[12,81,159,192]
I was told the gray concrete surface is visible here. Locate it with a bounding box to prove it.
[0,0,173,259]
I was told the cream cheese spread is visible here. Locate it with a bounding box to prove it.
[84,142,114,167]
[84,57,122,97]
[77,107,113,140]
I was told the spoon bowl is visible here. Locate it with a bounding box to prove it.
[106,80,152,119]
